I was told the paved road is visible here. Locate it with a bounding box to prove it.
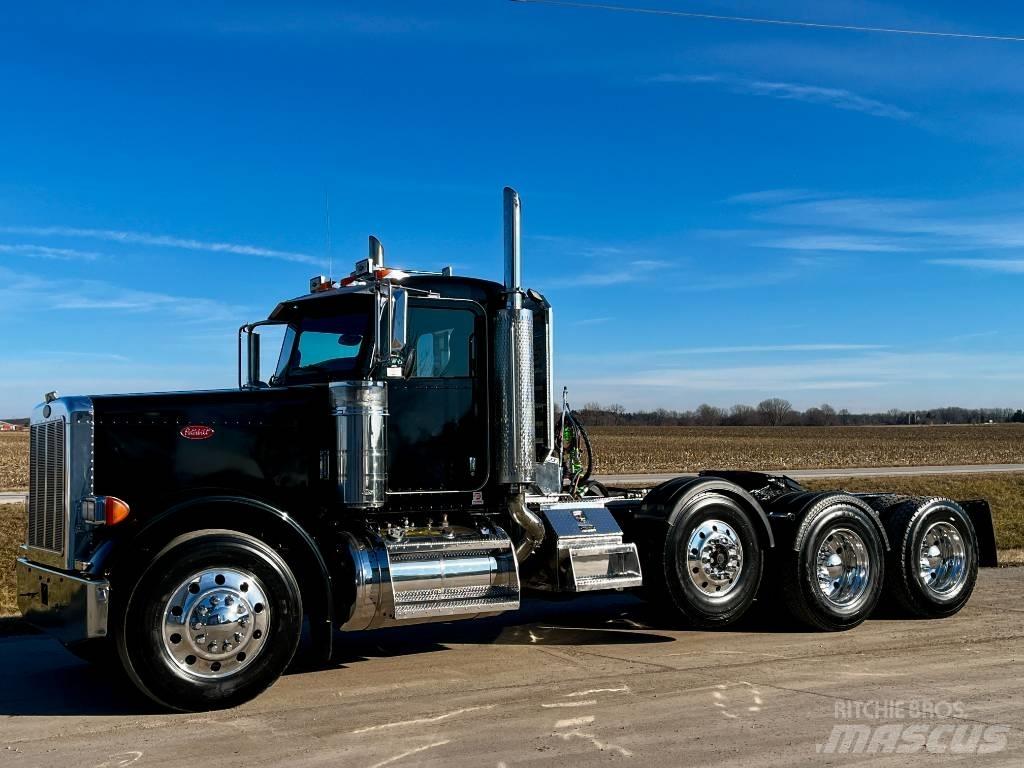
[2,569,1021,767]
[596,463,1024,486]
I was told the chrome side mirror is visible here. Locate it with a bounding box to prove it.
[380,285,408,377]
[389,286,408,353]
[246,330,261,387]
[239,321,287,389]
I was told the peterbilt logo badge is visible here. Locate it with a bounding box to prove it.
[180,425,215,440]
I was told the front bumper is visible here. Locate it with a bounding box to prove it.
[16,556,110,644]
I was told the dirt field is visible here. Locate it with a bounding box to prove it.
[1,503,26,615]
[588,423,1024,474]
[0,431,28,490]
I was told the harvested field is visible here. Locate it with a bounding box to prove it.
[0,431,28,490]
[588,424,1024,475]
[1,503,26,616]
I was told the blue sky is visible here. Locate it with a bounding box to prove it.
[2,0,1023,416]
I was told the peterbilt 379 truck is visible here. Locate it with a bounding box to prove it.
[17,188,997,711]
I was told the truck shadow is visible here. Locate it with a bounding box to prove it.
[328,591,673,667]
[0,592,818,717]
[0,633,161,717]
[327,591,817,669]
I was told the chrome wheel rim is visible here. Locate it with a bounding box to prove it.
[815,528,871,607]
[686,519,743,598]
[918,520,968,598]
[161,568,270,680]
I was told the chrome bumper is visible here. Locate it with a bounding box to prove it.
[16,556,110,644]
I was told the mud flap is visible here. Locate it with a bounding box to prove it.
[958,499,999,567]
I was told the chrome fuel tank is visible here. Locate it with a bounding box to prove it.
[341,521,520,630]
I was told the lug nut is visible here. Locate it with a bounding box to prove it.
[224,596,234,606]
[234,632,242,643]
[208,641,218,652]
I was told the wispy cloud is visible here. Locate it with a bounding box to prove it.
[0,225,322,266]
[930,258,1024,273]
[0,243,102,261]
[574,259,671,286]
[32,350,130,362]
[571,316,613,327]
[211,10,440,39]
[648,74,912,120]
[755,196,1024,249]
[719,191,1024,257]
[532,235,679,287]
[0,266,248,324]
[662,343,888,355]
[562,350,1024,410]
[756,234,919,253]
[726,189,817,205]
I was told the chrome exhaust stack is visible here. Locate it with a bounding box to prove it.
[495,187,544,560]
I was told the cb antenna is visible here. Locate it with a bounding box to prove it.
[325,190,333,279]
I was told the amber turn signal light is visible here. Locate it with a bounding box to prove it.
[81,496,131,526]
[104,496,130,526]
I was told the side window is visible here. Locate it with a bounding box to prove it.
[406,304,476,378]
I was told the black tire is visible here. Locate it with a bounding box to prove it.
[882,498,978,619]
[648,491,764,628]
[782,497,885,631]
[116,530,303,711]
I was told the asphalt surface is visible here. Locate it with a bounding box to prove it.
[595,463,1024,486]
[2,569,1021,767]
[2,463,1023,505]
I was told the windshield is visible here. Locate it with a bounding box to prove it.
[273,304,373,384]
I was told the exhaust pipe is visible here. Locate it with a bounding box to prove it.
[509,492,545,562]
[504,187,523,310]
[496,187,543,560]
[368,235,384,267]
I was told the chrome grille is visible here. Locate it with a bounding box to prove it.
[28,420,66,552]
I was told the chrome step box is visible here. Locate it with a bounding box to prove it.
[530,501,643,592]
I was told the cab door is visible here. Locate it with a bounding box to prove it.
[386,297,488,493]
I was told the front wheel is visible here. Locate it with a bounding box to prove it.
[116,530,303,711]
[649,492,764,628]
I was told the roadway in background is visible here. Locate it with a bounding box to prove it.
[595,463,1024,486]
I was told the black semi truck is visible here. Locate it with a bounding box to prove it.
[17,188,997,711]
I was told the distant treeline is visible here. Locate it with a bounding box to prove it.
[575,399,1024,427]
